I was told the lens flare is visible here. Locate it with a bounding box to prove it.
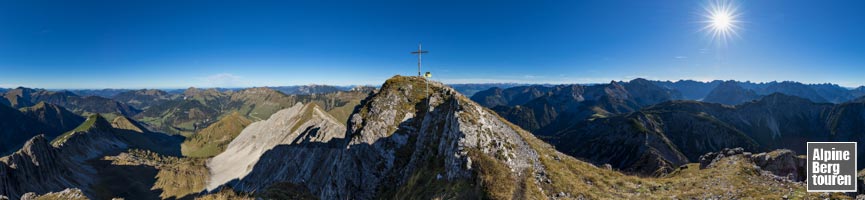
[702,0,741,45]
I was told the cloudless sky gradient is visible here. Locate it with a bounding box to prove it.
[1,0,864,89]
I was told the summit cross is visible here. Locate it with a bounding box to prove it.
[410,43,428,77]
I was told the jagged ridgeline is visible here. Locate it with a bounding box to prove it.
[204,75,827,199]
[0,76,845,199]
[0,114,185,200]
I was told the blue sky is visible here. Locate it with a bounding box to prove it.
[1,0,863,89]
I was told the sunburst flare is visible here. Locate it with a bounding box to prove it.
[701,0,742,45]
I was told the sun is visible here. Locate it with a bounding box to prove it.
[711,11,732,30]
[702,0,741,44]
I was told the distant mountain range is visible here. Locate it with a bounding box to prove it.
[653,80,865,103]
[472,78,683,135]
[470,78,865,176]
[1,77,863,199]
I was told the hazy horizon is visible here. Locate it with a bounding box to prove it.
[4,77,864,90]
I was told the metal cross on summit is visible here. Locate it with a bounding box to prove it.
[410,43,428,77]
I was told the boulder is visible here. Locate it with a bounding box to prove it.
[750,149,807,182]
[699,148,807,182]
[699,147,744,169]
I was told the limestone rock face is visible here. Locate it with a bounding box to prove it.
[207,76,548,199]
[750,150,807,182]
[206,102,347,190]
[700,148,807,182]
[0,136,90,200]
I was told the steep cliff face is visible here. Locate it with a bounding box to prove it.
[0,136,91,199]
[206,102,346,190]
[0,114,183,200]
[207,76,549,199]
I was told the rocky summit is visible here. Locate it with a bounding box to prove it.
[206,75,549,199]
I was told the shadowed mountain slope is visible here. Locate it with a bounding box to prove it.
[552,93,865,176]
[474,78,682,135]
[0,103,75,155]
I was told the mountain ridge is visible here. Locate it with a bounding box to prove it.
[0,76,849,199]
[551,93,865,176]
